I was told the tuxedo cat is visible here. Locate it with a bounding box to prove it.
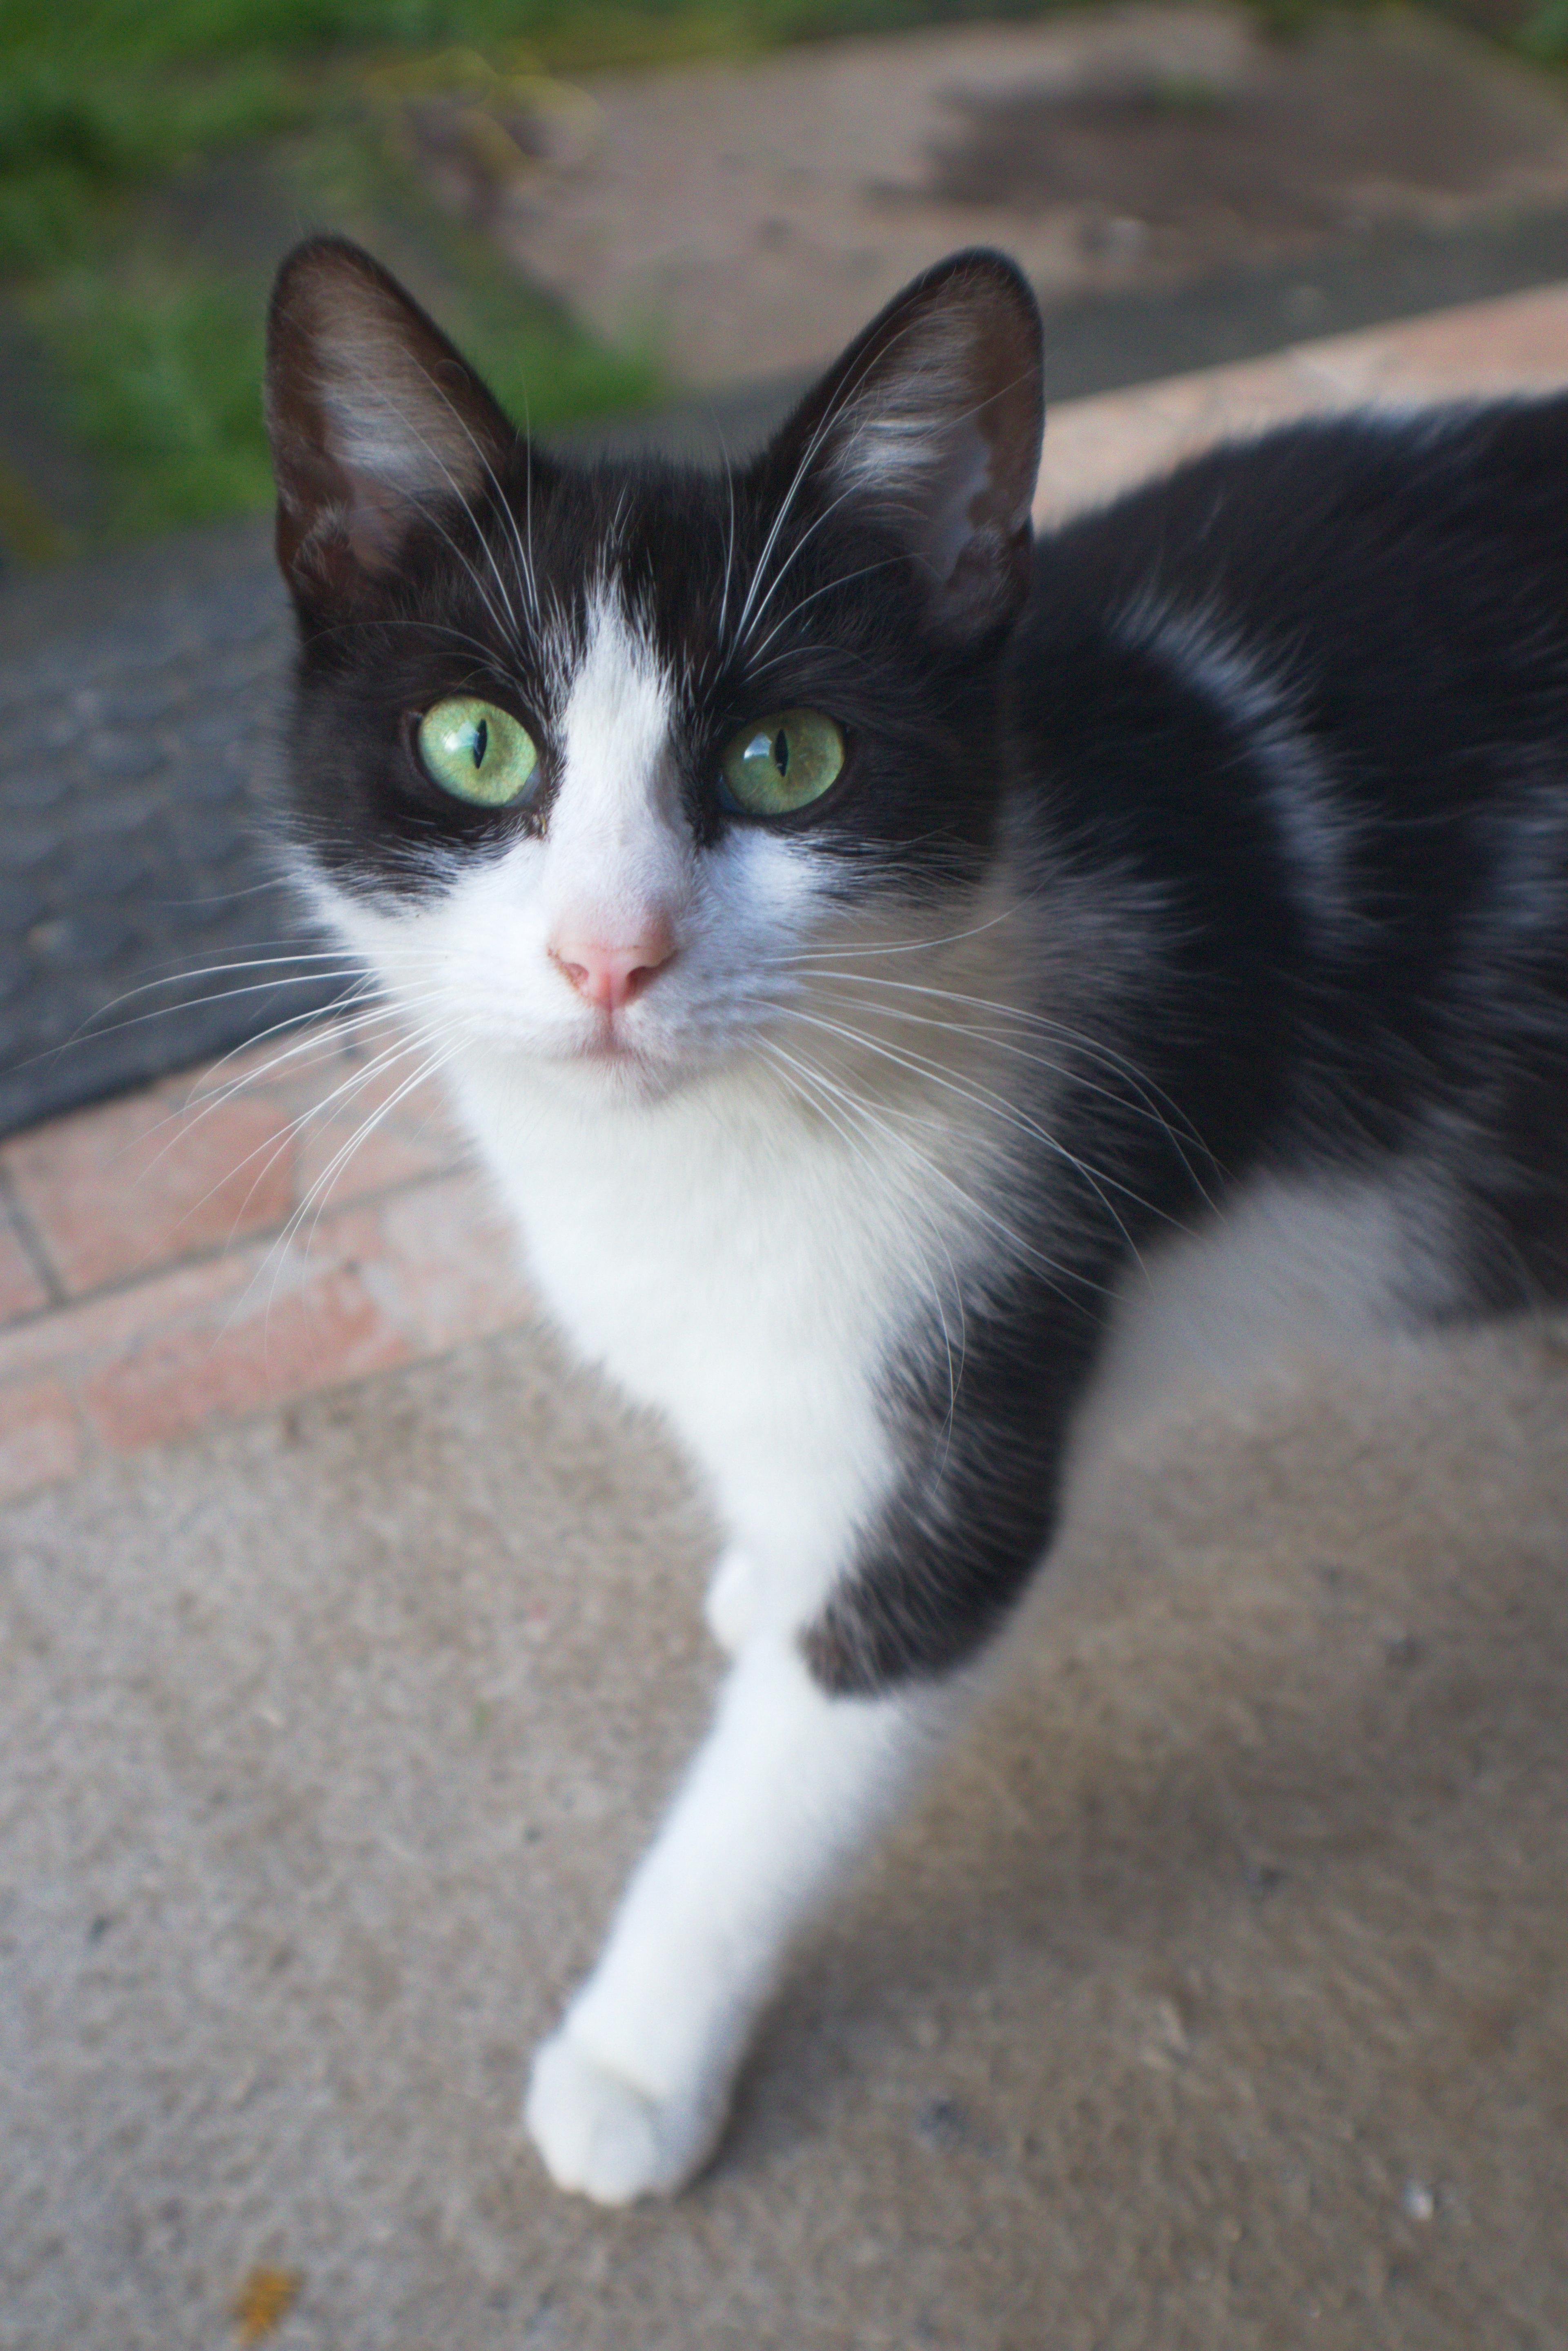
[264,236,1568,2202]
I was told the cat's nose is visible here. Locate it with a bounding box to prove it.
[549,917,677,1013]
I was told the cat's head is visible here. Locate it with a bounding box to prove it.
[265,237,1045,1103]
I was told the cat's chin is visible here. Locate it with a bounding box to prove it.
[528,1031,704,1109]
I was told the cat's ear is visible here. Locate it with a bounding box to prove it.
[265,236,517,610]
[763,249,1045,643]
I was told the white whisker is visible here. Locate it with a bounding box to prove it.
[757,1034,966,1448]
[780,1004,1154,1271]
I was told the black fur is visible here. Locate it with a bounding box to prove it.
[278,443,1007,903]
[267,239,1568,1701]
[813,400,1568,1690]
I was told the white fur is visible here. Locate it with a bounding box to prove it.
[317,587,1033,2197]
[315,583,1448,2202]
[478,1042,1012,2198]
[704,1543,762,1655]
[543,593,687,951]
[1071,1164,1458,1486]
[526,1636,954,2202]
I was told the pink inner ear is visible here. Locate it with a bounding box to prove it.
[266,238,517,603]
[922,417,999,585]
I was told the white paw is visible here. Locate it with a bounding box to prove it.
[524,2028,723,2204]
[703,1545,762,1655]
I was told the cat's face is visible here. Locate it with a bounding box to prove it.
[266,240,1045,1103]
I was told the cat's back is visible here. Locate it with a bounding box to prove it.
[1011,395,1568,923]
[1011,396,1568,1306]
[1029,395,1568,664]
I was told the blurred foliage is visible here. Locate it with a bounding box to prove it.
[27,265,276,538]
[2,0,1103,549]
[1519,0,1568,56]
[1,0,1563,547]
[0,0,786,545]
[0,66,300,275]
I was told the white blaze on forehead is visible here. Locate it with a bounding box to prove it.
[546,590,686,932]
[554,593,675,842]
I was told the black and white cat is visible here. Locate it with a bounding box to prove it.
[263,236,1568,2203]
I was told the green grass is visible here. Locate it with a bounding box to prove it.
[4,0,1095,553]
[24,265,275,539]
[0,0,831,552]
[9,104,670,542]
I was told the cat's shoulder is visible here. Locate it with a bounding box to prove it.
[1038,392,1568,581]
[1020,393,1568,674]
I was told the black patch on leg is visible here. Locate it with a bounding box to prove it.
[801,1268,1109,1696]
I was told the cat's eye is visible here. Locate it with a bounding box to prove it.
[717,708,846,817]
[417,697,539,808]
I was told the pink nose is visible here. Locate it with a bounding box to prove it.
[549,918,676,1013]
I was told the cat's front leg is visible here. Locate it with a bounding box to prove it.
[702,1542,762,1655]
[524,1632,951,2202]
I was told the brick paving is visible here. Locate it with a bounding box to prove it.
[0,1016,530,1500]
[4,280,1568,1507]
[1036,278,1568,521]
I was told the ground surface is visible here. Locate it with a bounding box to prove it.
[489,3,1568,381]
[4,1279,1568,2350]
[2,284,1568,2344]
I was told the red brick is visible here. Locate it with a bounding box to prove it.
[293,1087,463,1211]
[0,1377,86,1503]
[186,1018,358,1092]
[1340,283,1568,399]
[2,1085,299,1298]
[303,1033,455,1122]
[1036,285,1568,528]
[189,1011,376,1111]
[0,1249,253,1387]
[200,1013,466,1205]
[82,1266,410,1450]
[0,1218,49,1325]
[0,1167,529,1461]
[369,1174,533,1352]
[80,1207,413,1450]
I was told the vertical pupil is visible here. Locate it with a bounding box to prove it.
[773,727,789,775]
[472,717,488,768]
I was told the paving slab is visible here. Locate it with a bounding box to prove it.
[2,1295,1566,2347]
[479,3,1568,385]
[0,518,328,1139]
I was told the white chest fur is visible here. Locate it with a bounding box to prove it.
[448,1049,976,1599]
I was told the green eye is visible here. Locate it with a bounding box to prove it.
[718,708,845,817]
[417,696,539,808]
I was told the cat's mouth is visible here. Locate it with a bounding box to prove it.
[571,1024,640,1063]
[557,1011,689,1095]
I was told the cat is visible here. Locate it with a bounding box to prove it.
[263,234,1568,2203]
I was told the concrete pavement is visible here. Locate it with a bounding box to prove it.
[4,285,1568,2347]
[4,1302,1567,2347]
